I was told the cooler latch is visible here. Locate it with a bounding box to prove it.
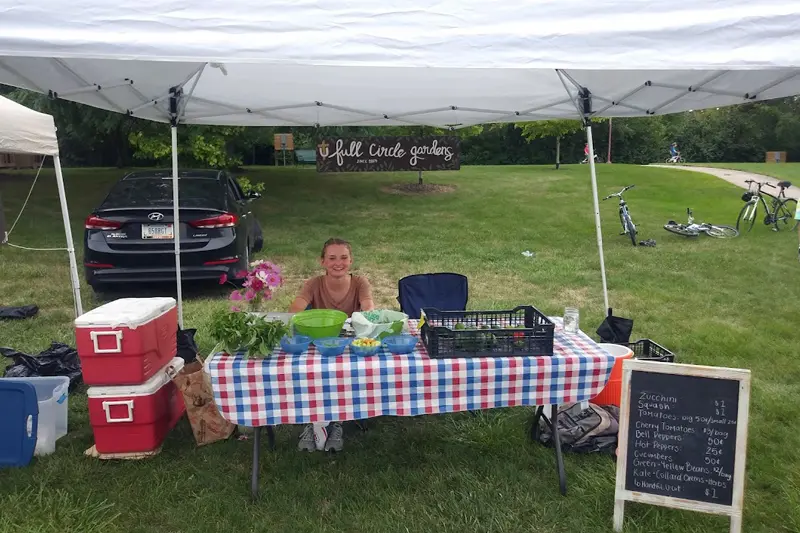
[89,330,123,354]
[102,400,134,423]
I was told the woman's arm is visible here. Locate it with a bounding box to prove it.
[289,296,310,313]
[360,297,376,311]
[289,278,316,312]
[358,277,376,311]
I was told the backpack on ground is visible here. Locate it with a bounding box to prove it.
[536,402,620,455]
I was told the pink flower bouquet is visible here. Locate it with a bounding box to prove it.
[220,259,283,311]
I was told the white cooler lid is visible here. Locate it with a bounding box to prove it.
[87,357,185,397]
[75,297,176,328]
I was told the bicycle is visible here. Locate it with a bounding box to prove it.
[665,154,685,164]
[602,185,638,246]
[736,179,798,233]
[580,153,602,164]
[664,208,739,238]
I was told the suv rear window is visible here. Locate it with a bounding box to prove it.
[100,177,227,210]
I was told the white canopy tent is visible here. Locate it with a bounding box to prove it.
[1,0,800,325]
[0,95,83,316]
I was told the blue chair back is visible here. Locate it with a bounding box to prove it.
[397,273,469,319]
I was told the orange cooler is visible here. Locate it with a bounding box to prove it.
[590,343,634,406]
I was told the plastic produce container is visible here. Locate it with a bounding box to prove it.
[3,376,69,456]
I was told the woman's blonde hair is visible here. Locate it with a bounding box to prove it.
[321,238,352,258]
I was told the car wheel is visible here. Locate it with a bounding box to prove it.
[252,223,264,253]
[90,283,108,296]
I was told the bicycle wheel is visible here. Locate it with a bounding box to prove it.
[664,223,699,237]
[705,225,739,238]
[736,202,756,232]
[625,216,637,246]
[773,198,798,231]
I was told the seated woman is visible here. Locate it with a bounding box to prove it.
[289,238,374,452]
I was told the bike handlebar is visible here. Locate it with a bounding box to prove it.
[602,184,635,201]
[744,179,776,189]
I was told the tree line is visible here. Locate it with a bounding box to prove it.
[3,85,799,168]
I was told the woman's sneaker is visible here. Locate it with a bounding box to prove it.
[297,424,316,452]
[324,422,344,452]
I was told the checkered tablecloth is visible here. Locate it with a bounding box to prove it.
[206,318,616,426]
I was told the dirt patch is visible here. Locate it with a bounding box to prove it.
[381,183,456,196]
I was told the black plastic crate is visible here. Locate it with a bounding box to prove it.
[419,306,555,358]
[623,339,675,362]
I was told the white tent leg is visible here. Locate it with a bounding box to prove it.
[585,126,610,312]
[171,126,184,328]
[53,155,83,317]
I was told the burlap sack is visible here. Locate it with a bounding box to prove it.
[169,357,235,446]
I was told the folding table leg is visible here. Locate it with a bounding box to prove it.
[266,426,275,449]
[530,405,567,495]
[551,405,567,496]
[530,405,545,441]
[251,426,261,500]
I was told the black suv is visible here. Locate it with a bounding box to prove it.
[84,169,263,289]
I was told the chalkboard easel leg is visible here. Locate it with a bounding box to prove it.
[730,513,742,533]
[551,405,567,496]
[613,499,624,531]
[251,426,261,500]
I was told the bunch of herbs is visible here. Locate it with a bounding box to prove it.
[206,309,288,358]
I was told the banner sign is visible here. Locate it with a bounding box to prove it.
[316,136,460,172]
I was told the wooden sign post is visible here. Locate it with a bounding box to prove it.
[613,360,751,533]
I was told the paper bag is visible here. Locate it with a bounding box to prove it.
[169,358,235,446]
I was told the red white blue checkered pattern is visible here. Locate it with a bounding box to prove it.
[206,318,615,426]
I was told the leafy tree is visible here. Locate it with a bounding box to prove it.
[517,119,606,168]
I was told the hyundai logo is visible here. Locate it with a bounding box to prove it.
[148,212,165,221]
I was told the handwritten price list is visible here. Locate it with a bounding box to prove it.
[625,372,739,506]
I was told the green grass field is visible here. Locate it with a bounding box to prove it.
[1,164,799,533]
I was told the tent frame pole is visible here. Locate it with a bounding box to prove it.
[53,155,83,317]
[585,125,610,312]
[171,124,184,329]
[169,87,184,329]
[557,70,611,313]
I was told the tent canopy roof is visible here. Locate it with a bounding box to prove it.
[0,95,58,155]
[1,0,799,127]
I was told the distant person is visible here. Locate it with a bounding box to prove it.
[581,143,596,164]
[668,142,681,162]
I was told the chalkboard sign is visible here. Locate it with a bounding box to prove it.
[613,360,751,533]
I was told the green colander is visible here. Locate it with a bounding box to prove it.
[290,309,348,339]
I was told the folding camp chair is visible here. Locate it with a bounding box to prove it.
[397,272,469,319]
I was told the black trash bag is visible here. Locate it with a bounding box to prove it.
[177,328,199,363]
[0,305,39,320]
[537,402,620,455]
[596,307,634,344]
[1,342,82,391]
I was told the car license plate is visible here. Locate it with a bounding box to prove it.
[141,224,174,240]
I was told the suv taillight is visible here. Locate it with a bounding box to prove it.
[188,213,238,229]
[85,215,122,230]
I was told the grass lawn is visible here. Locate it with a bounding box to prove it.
[1,164,799,533]
[687,162,800,182]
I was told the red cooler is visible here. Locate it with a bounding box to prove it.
[75,297,177,386]
[88,358,186,454]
